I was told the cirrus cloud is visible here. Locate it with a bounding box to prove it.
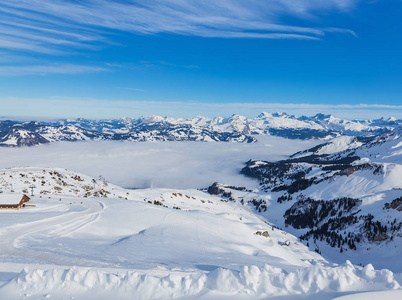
[0,0,360,55]
[0,64,107,76]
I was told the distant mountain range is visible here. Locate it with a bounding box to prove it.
[1,112,401,146]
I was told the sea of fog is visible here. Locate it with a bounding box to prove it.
[0,136,320,189]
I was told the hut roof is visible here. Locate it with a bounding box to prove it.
[0,194,27,205]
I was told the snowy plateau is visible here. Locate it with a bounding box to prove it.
[0,113,401,300]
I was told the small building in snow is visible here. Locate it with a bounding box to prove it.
[0,194,31,209]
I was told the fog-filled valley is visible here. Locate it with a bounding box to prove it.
[0,136,319,189]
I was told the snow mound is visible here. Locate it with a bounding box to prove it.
[2,262,400,299]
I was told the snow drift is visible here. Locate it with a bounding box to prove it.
[1,262,401,300]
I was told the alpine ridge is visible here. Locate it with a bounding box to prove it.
[215,128,402,270]
[0,112,400,147]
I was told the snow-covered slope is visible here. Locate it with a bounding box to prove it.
[220,129,402,270]
[0,167,400,299]
[0,128,49,147]
[292,128,402,163]
[0,167,321,270]
[292,135,367,158]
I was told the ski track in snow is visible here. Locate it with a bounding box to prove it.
[0,200,108,268]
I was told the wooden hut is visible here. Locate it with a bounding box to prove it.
[0,194,31,209]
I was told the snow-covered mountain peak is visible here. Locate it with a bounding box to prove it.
[314,136,363,155]
[312,113,333,120]
[257,112,271,119]
[272,112,290,118]
[387,116,397,122]
[257,112,291,119]
[0,128,49,147]
[211,116,225,125]
[138,115,165,124]
[227,114,250,134]
[186,115,211,126]
[118,117,135,124]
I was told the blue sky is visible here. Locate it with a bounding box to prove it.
[0,0,401,119]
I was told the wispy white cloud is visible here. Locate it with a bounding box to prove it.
[122,88,146,92]
[0,0,360,54]
[1,97,401,121]
[0,64,107,76]
[0,36,61,54]
[137,60,200,70]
